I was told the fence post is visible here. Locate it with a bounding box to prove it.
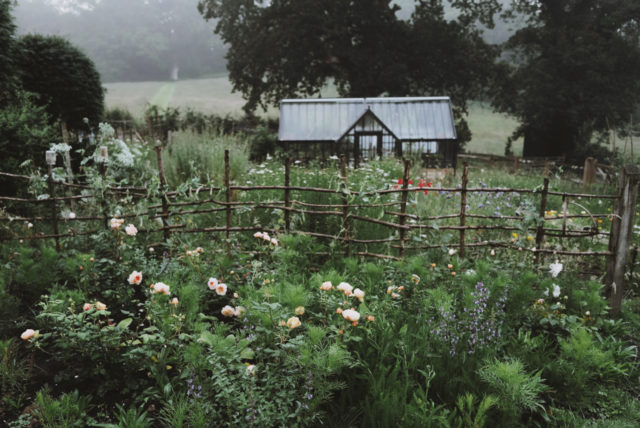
[62,149,75,211]
[398,159,412,257]
[606,165,640,315]
[534,177,550,265]
[340,155,350,258]
[459,163,469,258]
[155,145,171,243]
[284,157,291,232]
[224,149,231,248]
[45,151,60,251]
[98,146,109,229]
[582,157,597,190]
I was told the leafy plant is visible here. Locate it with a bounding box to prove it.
[478,358,547,425]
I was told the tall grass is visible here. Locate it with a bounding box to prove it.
[162,131,249,186]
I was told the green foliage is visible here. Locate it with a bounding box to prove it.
[0,90,58,176]
[33,389,95,427]
[452,392,498,428]
[494,0,640,158]
[16,34,104,131]
[478,358,547,424]
[546,327,637,413]
[162,130,249,186]
[0,0,17,101]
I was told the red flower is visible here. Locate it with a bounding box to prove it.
[408,179,413,185]
[397,178,403,185]
[418,179,426,188]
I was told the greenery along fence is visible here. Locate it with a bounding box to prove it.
[0,150,638,313]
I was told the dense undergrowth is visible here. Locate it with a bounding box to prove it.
[1,126,639,427]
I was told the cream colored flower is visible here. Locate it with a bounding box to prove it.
[411,274,420,284]
[549,260,563,278]
[246,364,257,376]
[286,316,301,329]
[342,309,360,322]
[254,231,264,239]
[82,303,93,311]
[387,285,397,294]
[125,224,138,236]
[270,238,278,246]
[215,282,228,296]
[95,301,107,311]
[27,222,33,228]
[20,329,36,340]
[110,218,124,229]
[234,306,246,317]
[170,297,179,308]
[391,292,401,299]
[295,306,305,316]
[448,248,456,256]
[221,305,235,317]
[352,288,365,303]
[68,212,76,219]
[152,282,170,296]
[367,315,375,322]
[320,281,333,291]
[128,270,143,285]
[207,277,218,290]
[337,282,353,296]
[262,233,271,242]
[490,249,495,256]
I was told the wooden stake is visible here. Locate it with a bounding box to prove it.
[534,177,550,265]
[459,163,469,258]
[398,159,412,257]
[340,155,350,257]
[155,145,171,243]
[606,165,640,315]
[47,162,60,251]
[284,156,291,231]
[224,149,231,246]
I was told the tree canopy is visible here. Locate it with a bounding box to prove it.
[494,0,640,158]
[16,34,104,130]
[0,0,17,101]
[198,0,500,145]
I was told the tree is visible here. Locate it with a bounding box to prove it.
[198,0,500,145]
[0,0,17,101]
[494,0,640,158]
[15,34,104,131]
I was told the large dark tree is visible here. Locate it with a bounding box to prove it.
[15,34,104,131]
[198,0,500,144]
[0,0,17,101]
[494,0,640,158]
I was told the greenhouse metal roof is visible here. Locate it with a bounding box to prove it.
[278,97,457,142]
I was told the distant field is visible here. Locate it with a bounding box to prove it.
[104,78,522,155]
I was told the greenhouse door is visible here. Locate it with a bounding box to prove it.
[354,132,383,167]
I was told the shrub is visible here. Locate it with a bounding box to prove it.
[16,34,104,132]
[478,358,547,425]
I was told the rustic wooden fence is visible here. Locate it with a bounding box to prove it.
[0,150,638,313]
